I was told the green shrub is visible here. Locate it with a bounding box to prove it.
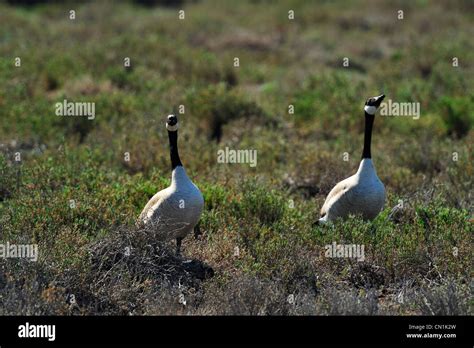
[438,96,474,138]
[232,181,286,227]
[187,84,266,141]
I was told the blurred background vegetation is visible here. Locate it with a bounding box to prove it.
[0,0,472,315]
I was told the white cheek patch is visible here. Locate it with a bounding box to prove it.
[364,105,377,115]
[166,123,178,131]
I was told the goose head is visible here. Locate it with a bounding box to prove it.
[364,94,385,115]
[166,114,179,131]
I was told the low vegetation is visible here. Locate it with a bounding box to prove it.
[0,0,472,315]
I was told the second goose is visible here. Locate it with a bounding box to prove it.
[318,94,386,223]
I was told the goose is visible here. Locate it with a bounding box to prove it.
[138,114,204,255]
[318,94,386,224]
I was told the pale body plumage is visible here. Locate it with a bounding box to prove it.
[318,93,386,224]
[139,166,204,241]
[137,114,204,254]
[319,159,385,223]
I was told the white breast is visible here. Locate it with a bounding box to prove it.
[139,166,204,240]
[320,159,385,222]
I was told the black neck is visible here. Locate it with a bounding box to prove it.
[168,130,182,170]
[362,111,374,159]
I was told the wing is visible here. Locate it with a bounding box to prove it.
[138,189,169,225]
[138,189,192,239]
[320,177,357,218]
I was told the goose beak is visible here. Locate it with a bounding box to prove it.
[365,94,385,109]
[167,114,178,126]
[166,114,179,131]
[373,94,385,107]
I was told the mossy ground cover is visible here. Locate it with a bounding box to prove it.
[0,0,472,315]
